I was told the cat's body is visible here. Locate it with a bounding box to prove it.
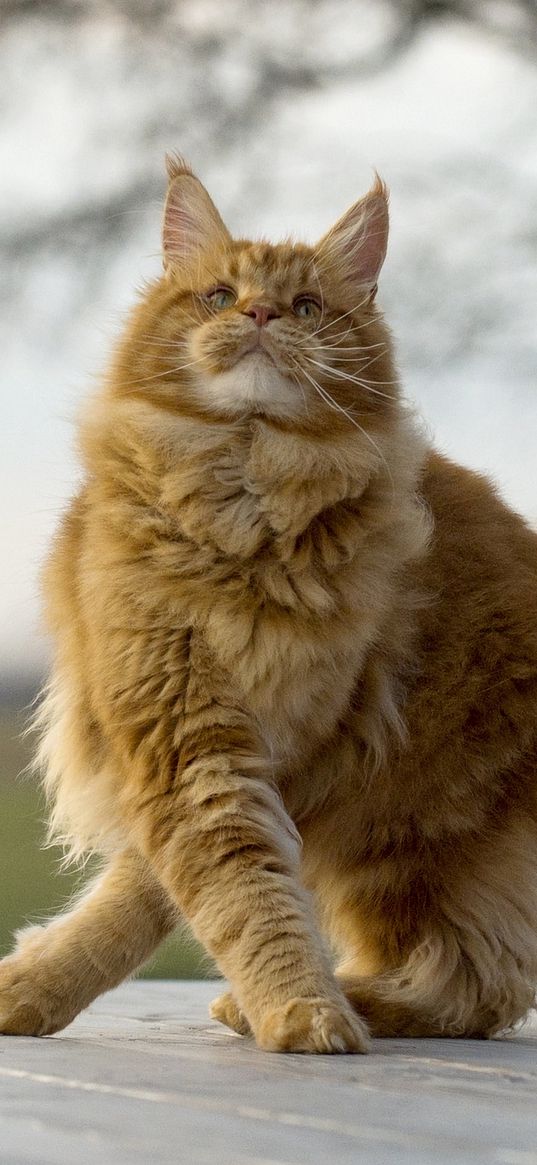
[1,158,536,1051]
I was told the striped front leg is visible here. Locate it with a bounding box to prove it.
[124,635,368,1054]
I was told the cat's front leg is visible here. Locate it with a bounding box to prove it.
[0,849,176,1035]
[129,752,368,1054]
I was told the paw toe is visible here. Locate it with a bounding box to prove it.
[257,996,370,1055]
[209,991,251,1036]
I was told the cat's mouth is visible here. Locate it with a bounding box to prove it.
[196,324,295,387]
[238,348,274,369]
[235,334,289,377]
[239,334,273,359]
[199,330,302,419]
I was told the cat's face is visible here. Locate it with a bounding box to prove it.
[183,242,335,421]
[116,158,397,435]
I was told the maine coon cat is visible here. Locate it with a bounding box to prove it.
[1,156,536,1053]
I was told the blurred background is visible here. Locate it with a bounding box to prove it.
[1,0,536,976]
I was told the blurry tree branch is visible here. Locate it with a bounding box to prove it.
[2,0,536,260]
[2,0,536,57]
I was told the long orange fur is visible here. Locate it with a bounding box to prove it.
[1,156,536,1052]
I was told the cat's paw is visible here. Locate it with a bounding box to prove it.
[209,990,251,1036]
[0,953,71,1036]
[256,996,370,1054]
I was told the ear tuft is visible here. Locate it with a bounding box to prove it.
[316,173,390,294]
[370,170,390,205]
[165,152,194,182]
[162,155,231,269]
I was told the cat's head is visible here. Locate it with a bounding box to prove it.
[112,156,398,435]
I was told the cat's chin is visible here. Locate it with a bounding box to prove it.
[197,352,304,420]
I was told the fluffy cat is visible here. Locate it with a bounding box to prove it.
[1,156,536,1053]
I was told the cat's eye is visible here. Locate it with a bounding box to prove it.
[293,296,321,320]
[205,287,237,311]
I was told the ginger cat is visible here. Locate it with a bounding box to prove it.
[1,156,536,1053]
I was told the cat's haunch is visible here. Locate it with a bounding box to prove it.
[1,158,536,1052]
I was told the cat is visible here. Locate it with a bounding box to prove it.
[1,154,536,1054]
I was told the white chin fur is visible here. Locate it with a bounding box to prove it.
[198,353,303,418]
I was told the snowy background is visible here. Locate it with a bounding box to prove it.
[2,0,537,698]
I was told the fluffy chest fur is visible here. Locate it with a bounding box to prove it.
[77,402,428,775]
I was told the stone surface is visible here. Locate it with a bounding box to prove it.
[0,981,536,1164]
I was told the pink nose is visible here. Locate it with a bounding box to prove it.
[243,303,280,328]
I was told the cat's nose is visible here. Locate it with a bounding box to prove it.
[243,304,280,328]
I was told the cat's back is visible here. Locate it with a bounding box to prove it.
[397,451,537,804]
[419,450,537,612]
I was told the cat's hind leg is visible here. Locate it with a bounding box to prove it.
[333,836,537,1039]
[337,928,535,1040]
[0,848,177,1035]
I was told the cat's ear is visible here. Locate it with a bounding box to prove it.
[162,154,232,268]
[315,174,389,298]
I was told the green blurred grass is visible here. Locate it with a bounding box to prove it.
[0,709,208,978]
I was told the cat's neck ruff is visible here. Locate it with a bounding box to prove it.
[81,388,429,554]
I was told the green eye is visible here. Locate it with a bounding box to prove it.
[206,287,237,311]
[293,297,321,319]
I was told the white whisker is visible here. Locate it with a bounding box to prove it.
[307,343,386,357]
[310,260,326,329]
[304,358,398,402]
[327,341,386,351]
[308,292,372,339]
[117,356,203,387]
[135,337,190,350]
[291,361,389,470]
[288,358,395,492]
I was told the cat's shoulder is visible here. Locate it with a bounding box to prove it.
[421,450,536,551]
[417,450,537,606]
